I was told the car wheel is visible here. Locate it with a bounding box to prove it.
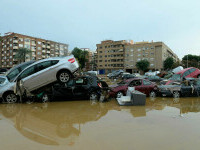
[89,92,99,101]
[116,91,123,98]
[4,92,18,104]
[57,70,71,83]
[173,91,180,98]
[41,93,50,103]
[150,91,156,98]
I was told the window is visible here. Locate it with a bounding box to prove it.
[25,38,30,42]
[183,70,191,78]
[19,38,23,42]
[7,69,20,81]
[75,78,87,85]
[38,41,41,45]
[143,80,151,85]
[138,48,141,51]
[36,61,52,72]
[18,66,35,80]
[189,68,196,73]
[19,44,23,48]
[129,80,142,87]
[25,44,30,49]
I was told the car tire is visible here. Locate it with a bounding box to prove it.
[89,92,99,101]
[57,70,71,83]
[3,92,18,104]
[173,91,180,98]
[41,93,50,103]
[116,91,124,98]
[150,91,156,98]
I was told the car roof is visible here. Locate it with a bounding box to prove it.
[6,60,35,74]
[176,67,197,74]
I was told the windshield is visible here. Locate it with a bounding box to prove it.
[6,61,35,82]
[0,77,6,84]
[170,74,181,81]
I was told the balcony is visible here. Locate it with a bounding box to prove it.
[13,52,17,55]
[42,45,46,48]
[13,46,18,49]
[13,40,18,43]
[47,51,50,54]
[42,50,46,53]
[47,46,50,49]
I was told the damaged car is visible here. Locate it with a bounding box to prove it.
[0,55,79,103]
[158,79,200,98]
[109,78,158,98]
[46,76,105,101]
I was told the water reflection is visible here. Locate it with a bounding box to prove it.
[0,97,200,146]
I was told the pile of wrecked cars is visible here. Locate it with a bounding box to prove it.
[0,55,110,104]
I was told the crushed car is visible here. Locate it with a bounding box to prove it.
[158,78,200,98]
[0,55,79,103]
[42,76,108,102]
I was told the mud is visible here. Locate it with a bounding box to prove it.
[0,97,200,150]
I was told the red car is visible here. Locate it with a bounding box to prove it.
[109,78,158,98]
[166,67,200,85]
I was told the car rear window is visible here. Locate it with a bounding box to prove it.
[182,70,191,78]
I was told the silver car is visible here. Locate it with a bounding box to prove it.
[0,55,79,103]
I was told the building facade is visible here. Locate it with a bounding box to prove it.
[96,40,179,74]
[124,41,179,73]
[96,40,133,74]
[0,32,68,68]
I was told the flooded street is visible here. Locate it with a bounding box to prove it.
[1,97,200,150]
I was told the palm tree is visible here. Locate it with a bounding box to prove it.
[14,48,32,63]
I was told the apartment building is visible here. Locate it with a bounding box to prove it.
[124,41,179,73]
[0,32,68,68]
[96,40,133,74]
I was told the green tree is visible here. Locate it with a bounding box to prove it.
[136,60,150,73]
[14,48,32,63]
[72,47,88,69]
[163,57,174,70]
[182,54,200,68]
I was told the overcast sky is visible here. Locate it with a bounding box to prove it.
[1,0,200,59]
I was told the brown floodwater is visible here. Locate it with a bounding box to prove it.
[0,97,200,150]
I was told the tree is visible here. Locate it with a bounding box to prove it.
[14,48,32,63]
[136,60,150,73]
[163,57,174,70]
[182,54,200,68]
[71,47,88,69]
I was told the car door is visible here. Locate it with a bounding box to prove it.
[53,80,74,98]
[129,79,144,93]
[32,60,58,91]
[73,78,88,98]
[17,65,37,91]
[180,84,192,96]
[142,79,153,95]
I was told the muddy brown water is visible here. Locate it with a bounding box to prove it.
[0,97,200,150]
